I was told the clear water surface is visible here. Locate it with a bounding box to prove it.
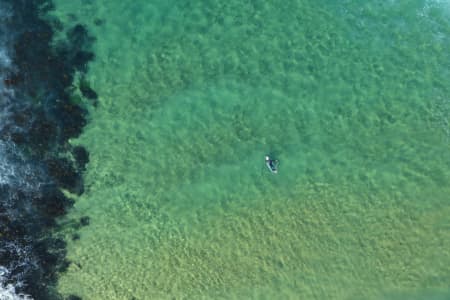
[50,0,450,299]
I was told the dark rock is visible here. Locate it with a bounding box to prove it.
[67,13,78,22]
[72,50,95,72]
[12,108,33,126]
[44,157,82,193]
[29,116,57,153]
[33,189,75,218]
[52,238,67,250]
[49,17,64,31]
[79,78,98,100]
[72,146,89,171]
[67,24,89,46]
[9,132,26,145]
[59,102,87,140]
[58,259,71,272]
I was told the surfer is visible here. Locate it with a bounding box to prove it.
[265,155,279,174]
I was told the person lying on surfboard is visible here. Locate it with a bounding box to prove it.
[265,155,279,174]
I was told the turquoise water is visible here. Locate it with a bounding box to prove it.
[49,0,450,299]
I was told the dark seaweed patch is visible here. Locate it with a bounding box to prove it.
[93,18,104,26]
[79,216,90,227]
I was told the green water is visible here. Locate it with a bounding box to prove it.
[50,0,449,299]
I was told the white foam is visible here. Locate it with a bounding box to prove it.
[0,2,16,99]
[0,4,31,299]
[0,267,33,300]
[0,49,12,69]
[0,141,42,191]
[0,4,50,300]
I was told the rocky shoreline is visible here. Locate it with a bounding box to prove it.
[0,1,95,299]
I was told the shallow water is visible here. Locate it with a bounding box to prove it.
[51,0,449,299]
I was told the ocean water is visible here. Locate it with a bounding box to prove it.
[42,0,450,299]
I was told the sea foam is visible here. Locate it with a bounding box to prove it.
[0,3,34,299]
